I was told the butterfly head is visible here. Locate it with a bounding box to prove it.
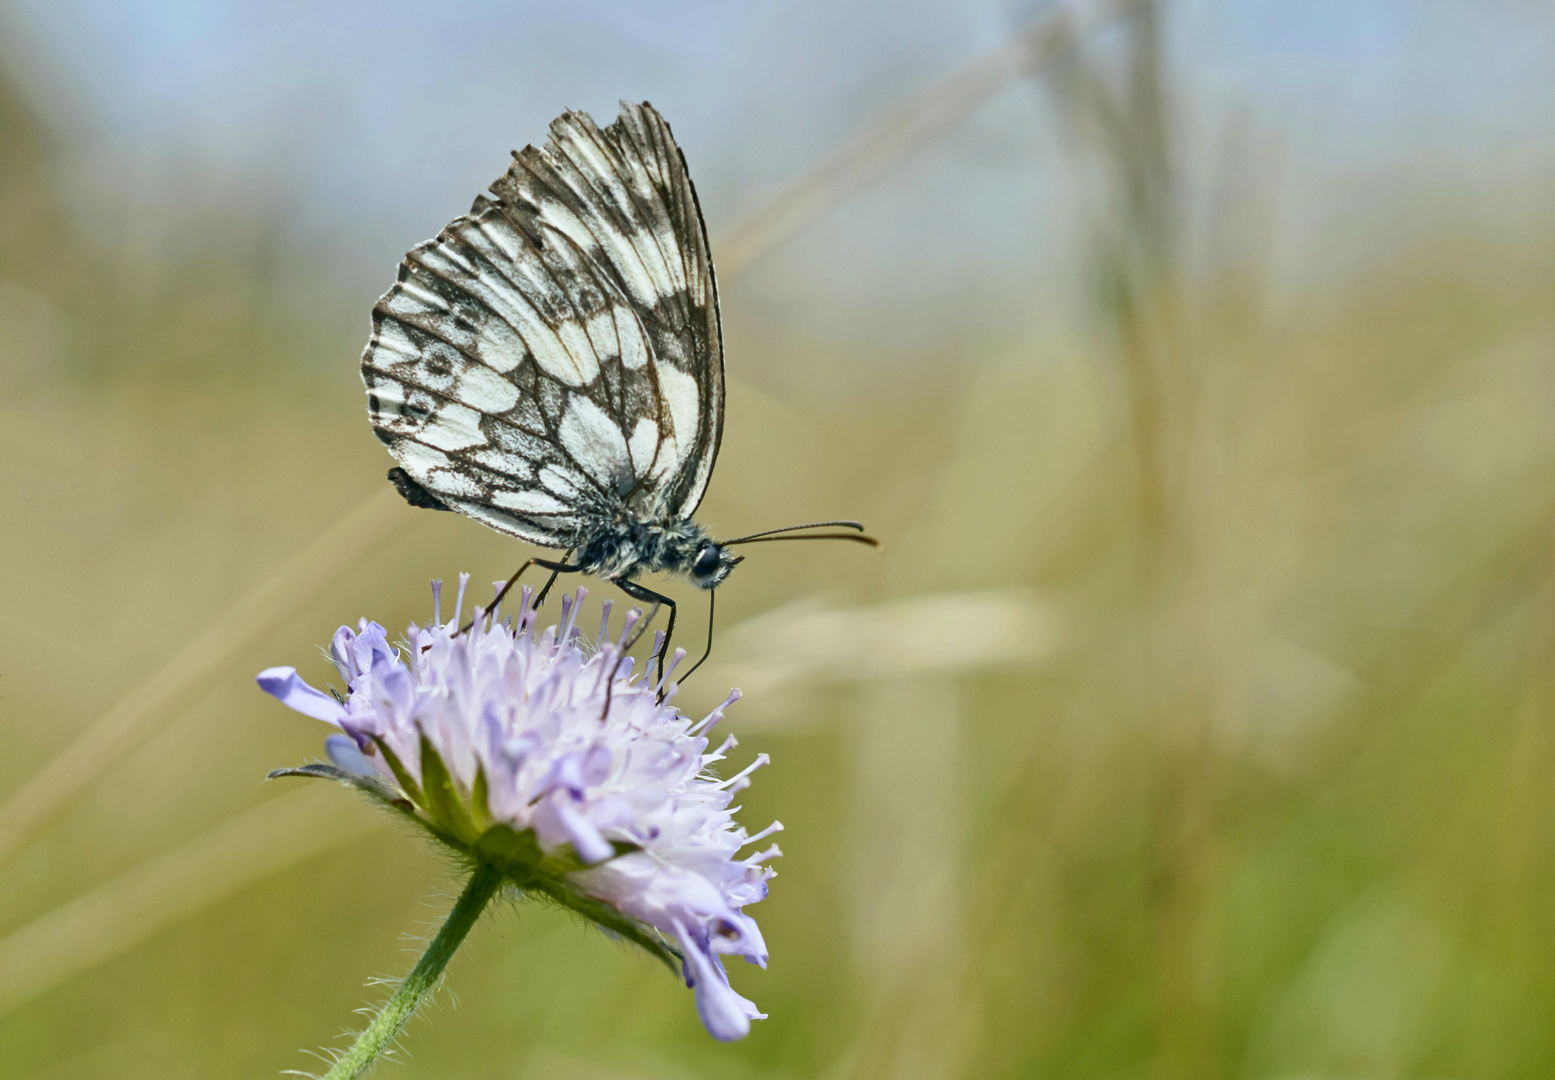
[689,542,742,590]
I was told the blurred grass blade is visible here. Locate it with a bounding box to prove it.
[710,1,1113,277]
[0,785,383,1019]
[0,489,407,868]
[708,590,1064,724]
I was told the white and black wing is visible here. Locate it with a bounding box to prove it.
[361,100,724,548]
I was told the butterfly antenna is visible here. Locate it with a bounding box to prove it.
[722,532,880,548]
[722,520,879,547]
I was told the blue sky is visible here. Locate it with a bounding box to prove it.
[0,0,1550,359]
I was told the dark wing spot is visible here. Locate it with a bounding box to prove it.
[388,467,452,511]
[372,425,395,446]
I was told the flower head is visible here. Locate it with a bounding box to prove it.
[257,575,779,1041]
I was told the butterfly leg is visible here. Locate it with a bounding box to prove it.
[532,547,578,607]
[615,579,678,702]
[672,589,717,688]
[462,556,581,636]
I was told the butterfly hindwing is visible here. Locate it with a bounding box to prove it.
[361,101,724,547]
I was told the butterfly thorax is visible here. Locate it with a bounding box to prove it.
[575,514,715,585]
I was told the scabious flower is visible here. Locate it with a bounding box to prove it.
[257,575,780,1041]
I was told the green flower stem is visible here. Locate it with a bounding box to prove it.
[322,862,505,1080]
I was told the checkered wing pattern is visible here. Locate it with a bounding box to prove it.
[361,101,724,547]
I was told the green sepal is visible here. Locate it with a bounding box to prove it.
[417,736,481,844]
[273,756,680,975]
[536,838,643,876]
[470,767,496,833]
[371,736,424,808]
[471,822,546,885]
[268,762,351,782]
[530,876,683,974]
[267,762,413,814]
[468,824,677,972]
[469,824,638,880]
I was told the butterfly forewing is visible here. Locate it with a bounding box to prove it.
[362,101,724,548]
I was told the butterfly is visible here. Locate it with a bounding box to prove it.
[360,100,876,683]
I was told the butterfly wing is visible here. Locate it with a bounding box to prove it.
[361,101,725,547]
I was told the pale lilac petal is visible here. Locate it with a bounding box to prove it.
[370,660,415,721]
[679,926,763,1042]
[256,667,346,725]
[329,625,358,684]
[325,733,379,777]
[551,796,614,864]
[352,621,394,674]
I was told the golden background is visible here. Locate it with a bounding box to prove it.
[3,2,1555,1077]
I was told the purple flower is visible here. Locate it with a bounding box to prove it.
[257,575,779,1041]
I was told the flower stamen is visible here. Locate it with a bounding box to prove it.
[716,753,769,791]
[740,820,784,848]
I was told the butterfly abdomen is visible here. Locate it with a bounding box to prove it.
[387,467,454,511]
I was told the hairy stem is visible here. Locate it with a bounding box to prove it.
[321,862,504,1079]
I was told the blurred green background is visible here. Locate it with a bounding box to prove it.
[4,1,1555,1077]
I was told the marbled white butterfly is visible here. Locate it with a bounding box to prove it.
[361,100,876,681]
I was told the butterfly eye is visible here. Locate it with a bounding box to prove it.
[693,545,722,579]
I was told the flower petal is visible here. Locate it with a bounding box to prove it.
[325,733,379,777]
[679,926,763,1041]
[329,625,358,684]
[551,795,615,864]
[256,667,346,725]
